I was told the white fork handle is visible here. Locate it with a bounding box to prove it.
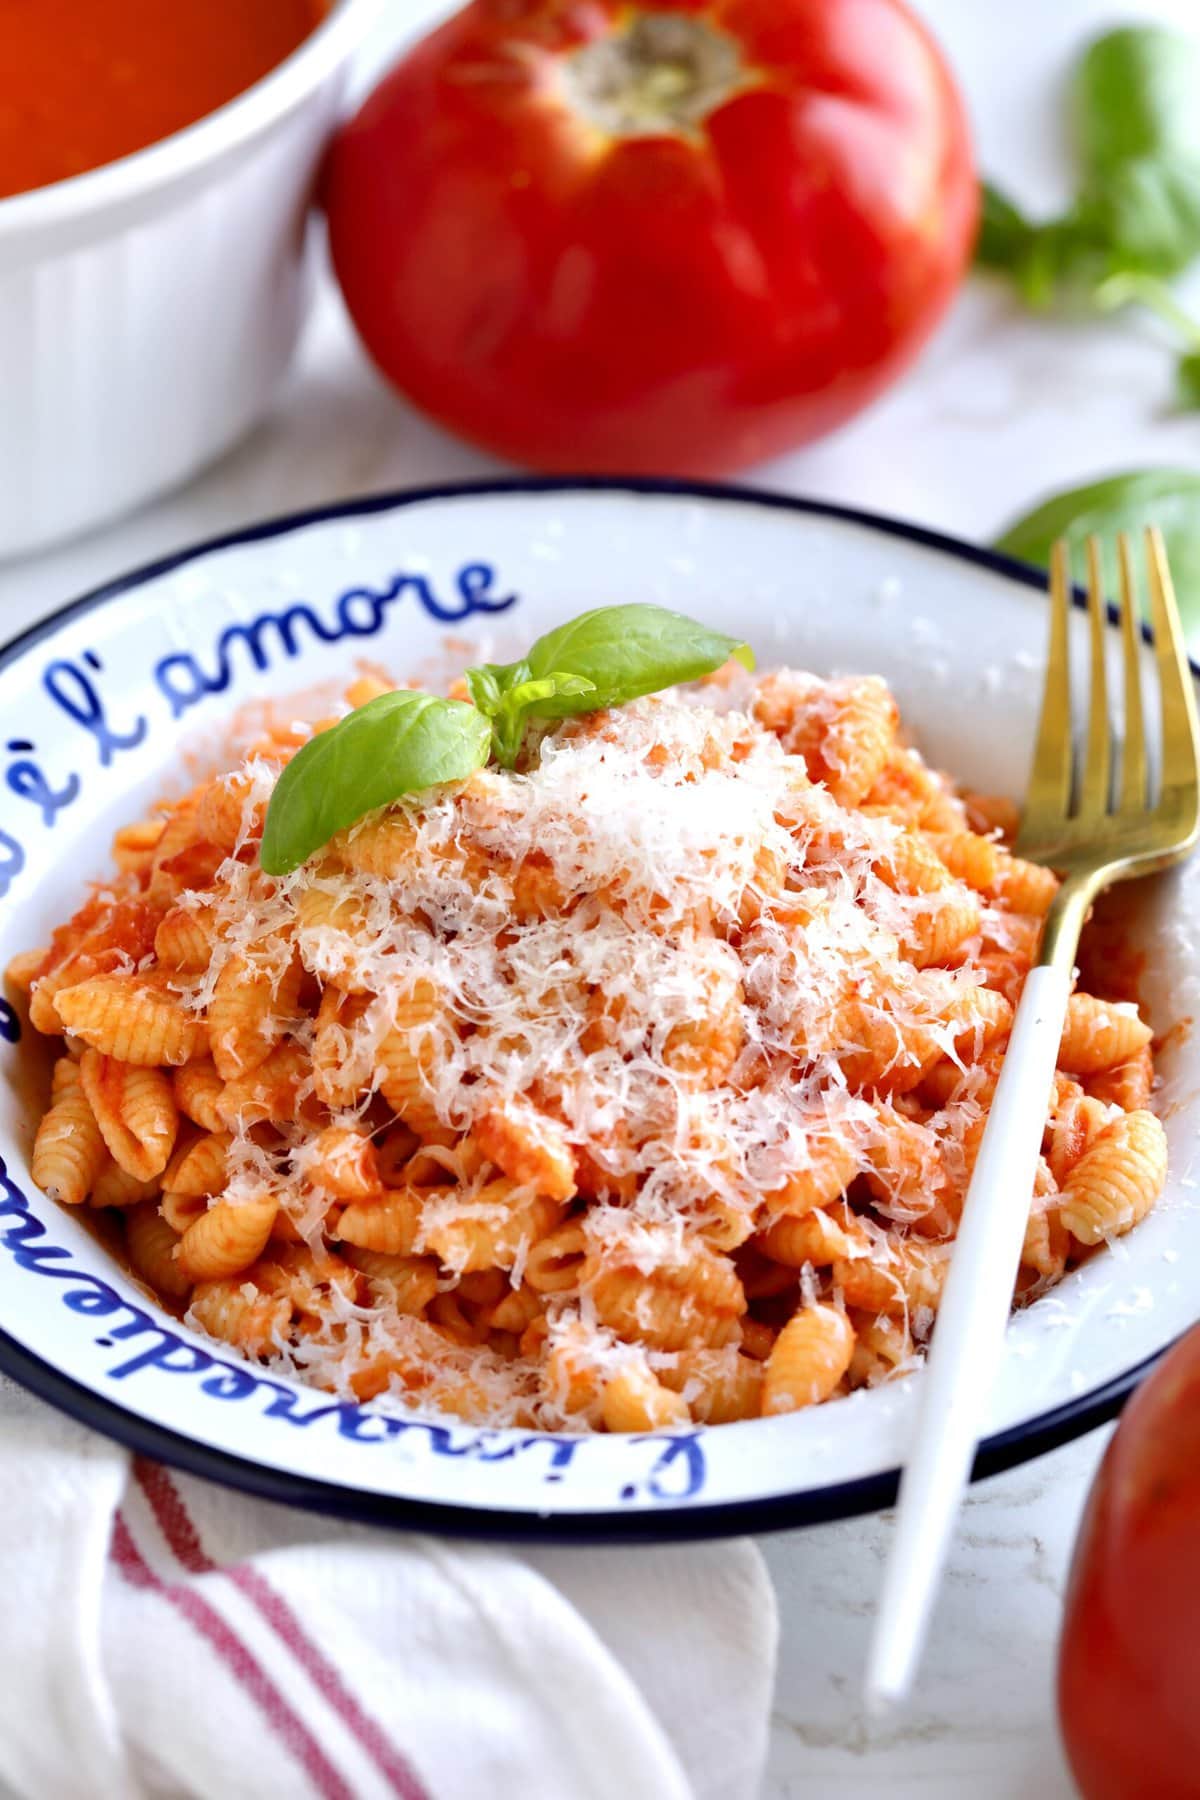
[864,961,1074,1710]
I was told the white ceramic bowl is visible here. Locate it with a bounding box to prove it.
[0,0,381,561]
[1,480,1198,1541]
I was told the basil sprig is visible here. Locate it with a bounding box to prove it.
[466,664,598,768]
[472,603,754,768]
[995,467,1200,644]
[977,26,1200,398]
[260,604,754,872]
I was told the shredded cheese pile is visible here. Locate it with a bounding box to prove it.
[172,676,1008,1422]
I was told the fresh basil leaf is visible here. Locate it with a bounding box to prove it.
[465,666,505,716]
[1081,156,1200,278]
[1176,349,1200,410]
[979,26,1200,317]
[974,189,1108,307]
[502,672,596,711]
[995,468,1200,642]
[1075,27,1200,178]
[260,690,491,875]
[523,604,753,717]
[975,181,1037,272]
[466,660,533,718]
[1017,216,1106,307]
[1095,269,1200,367]
[1074,26,1200,277]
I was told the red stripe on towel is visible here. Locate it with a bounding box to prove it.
[134,1460,431,1800]
[110,1511,354,1800]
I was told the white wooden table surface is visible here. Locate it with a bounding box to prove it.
[3,2,1196,1792]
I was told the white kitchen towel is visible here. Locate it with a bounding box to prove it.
[0,1379,777,1800]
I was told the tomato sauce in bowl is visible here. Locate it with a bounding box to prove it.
[0,0,329,201]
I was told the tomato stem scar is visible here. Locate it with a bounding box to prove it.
[559,10,752,140]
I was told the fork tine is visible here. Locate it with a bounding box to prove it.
[1117,534,1148,813]
[1025,539,1074,822]
[1144,526,1200,799]
[1078,536,1112,820]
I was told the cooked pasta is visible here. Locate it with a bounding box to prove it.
[175,1198,278,1283]
[762,1304,856,1413]
[10,656,1168,1430]
[31,1059,107,1207]
[79,1053,177,1184]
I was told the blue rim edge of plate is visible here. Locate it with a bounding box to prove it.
[0,472,1193,1545]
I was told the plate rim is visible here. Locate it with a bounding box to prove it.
[0,473,1188,1541]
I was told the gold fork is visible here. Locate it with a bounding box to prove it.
[866,527,1200,1710]
[1023,528,1200,959]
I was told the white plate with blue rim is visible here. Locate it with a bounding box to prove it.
[1,478,1198,1542]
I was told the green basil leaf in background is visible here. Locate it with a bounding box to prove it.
[975,185,1094,305]
[260,690,492,875]
[1079,156,1200,278]
[1094,271,1200,392]
[995,468,1200,642]
[975,26,1200,307]
[1075,27,1200,178]
[1022,217,1107,307]
[523,604,754,717]
[1176,349,1200,410]
[1073,26,1200,277]
[976,181,1038,272]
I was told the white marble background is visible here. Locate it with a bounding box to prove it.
[4,0,1198,1793]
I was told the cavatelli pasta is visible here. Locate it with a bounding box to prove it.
[162,1129,230,1198]
[188,1279,291,1354]
[763,1140,860,1218]
[1085,1046,1154,1112]
[1058,994,1153,1076]
[80,1052,178,1183]
[334,1188,427,1257]
[341,1249,441,1314]
[761,1208,853,1268]
[31,1058,106,1205]
[522,1221,589,1293]
[216,1041,311,1129]
[377,978,450,1138]
[125,1203,193,1302]
[660,1348,766,1423]
[208,951,301,1082]
[420,1186,561,1275]
[172,1058,226,1132]
[833,1236,948,1320]
[154,904,218,974]
[1059,1111,1168,1246]
[15,656,1168,1432]
[175,1199,278,1283]
[474,1101,577,1203]
[311,987,372,1110]
[601,1360,691,1431]
[55,975,206,1066]
[91,1158,161,1209]
[762,1304,856,1413]
[584,1239,746,1353]
[303,1125,381,1198]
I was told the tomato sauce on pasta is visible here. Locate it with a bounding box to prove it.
[10,662,1167,1431]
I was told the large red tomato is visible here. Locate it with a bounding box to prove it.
[325,0,977,474]
[1058,1324,1200,1800]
